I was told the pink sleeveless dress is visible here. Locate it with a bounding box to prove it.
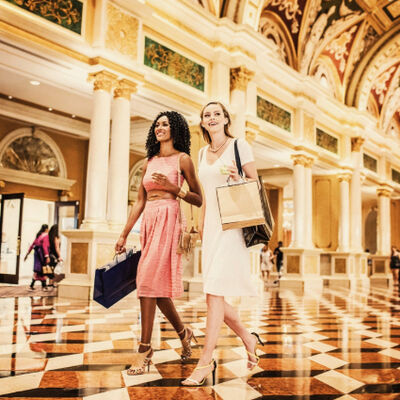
[136,153,185,298]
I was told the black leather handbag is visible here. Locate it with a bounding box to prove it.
[234,140,274,247]
[93,248,141,308]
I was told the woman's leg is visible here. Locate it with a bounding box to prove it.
[156,298,185,339]
[182,294,224,384]
[223,300,259,368]
[138,297,157,352]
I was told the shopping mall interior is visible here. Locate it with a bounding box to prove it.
[0,0,400,398]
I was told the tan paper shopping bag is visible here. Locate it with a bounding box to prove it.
[216,180,266,231]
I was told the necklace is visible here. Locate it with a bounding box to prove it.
[209,138,228,153]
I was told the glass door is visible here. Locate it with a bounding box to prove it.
[54,201,79,262]
[0,193,24,284]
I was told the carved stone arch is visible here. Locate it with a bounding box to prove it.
[128,158,146,202]
[347,24,400,109]
[310,56,342,100]
[380,66,400,133]
[0,127,67,177]
[259,10,296,68]
[366,95,380,120]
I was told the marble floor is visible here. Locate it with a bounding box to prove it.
[1,284,400,399]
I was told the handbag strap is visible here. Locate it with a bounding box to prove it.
[234,139,244,178]
[177,154,194,226]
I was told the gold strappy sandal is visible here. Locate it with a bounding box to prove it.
[127,342,153,375]
[246,332,264,371]
[179,326,198,362]
[181,359,217,386]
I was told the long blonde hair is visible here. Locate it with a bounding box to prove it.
[200,101,234,144]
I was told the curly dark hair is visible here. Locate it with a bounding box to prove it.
[145,111,191,159]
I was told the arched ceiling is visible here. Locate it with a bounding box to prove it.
[191,0,400,137]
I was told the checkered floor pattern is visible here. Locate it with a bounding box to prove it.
[1,284,400,399]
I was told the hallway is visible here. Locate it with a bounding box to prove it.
[1,285,400,399]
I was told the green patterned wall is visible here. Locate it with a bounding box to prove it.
[316,128,338,154]
[4,0,83,34]
[392,168,400,185]
[256,96,291,132]
[363,153,377,173]
[144,37,205,91]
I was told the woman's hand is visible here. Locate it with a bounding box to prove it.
[115,236,127,254]
[227,161,241,182]
[151,172,177,193]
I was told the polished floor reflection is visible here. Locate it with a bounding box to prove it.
[1,284,400,399]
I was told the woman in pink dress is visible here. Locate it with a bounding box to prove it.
[115,111,202,376]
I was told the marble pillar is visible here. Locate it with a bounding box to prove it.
[107,79,137,231]
[81,70,117,230]
[338,172,351,252]
[304,157,314,249]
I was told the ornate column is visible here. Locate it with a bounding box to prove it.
[338,172,352,252]
[107,79,137,230]
[304,157,314,248]
[350,137,365,252]
[291,154,307,248]
[81,70,117,230]
[377,186,392,255]
[230,66,254,138]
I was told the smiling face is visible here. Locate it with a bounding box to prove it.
[154,115,171,142]
[201,103,229,134]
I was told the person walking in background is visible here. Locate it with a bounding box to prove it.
[115,111,202,376]
[48,224,63,288]
[390,246,400,284]
[182,101,263,386]
[24,224,49,291]
[260,244,274,285]
[273,241,283,283]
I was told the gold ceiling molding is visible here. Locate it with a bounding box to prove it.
[230,66,254,91]
[245,130,256,144]
[114,79,137,100]
[377,186,393,197]
[105,2,139,61]
[89,57,145,83]
[87,70,118,92]
[351,136,365,152]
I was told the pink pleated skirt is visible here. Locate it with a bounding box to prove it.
[137,199,184,298]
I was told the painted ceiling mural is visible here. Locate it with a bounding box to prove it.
[192,0,400,137]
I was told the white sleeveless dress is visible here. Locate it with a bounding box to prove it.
[198,138,257,297]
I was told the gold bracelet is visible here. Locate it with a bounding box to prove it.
[177,188,187,199]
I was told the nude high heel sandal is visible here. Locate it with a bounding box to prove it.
[181,359,217,386]
[179,326,198,362]
[247,332,264,371]
[127,343,153,375]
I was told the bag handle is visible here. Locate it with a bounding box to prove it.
[177,153,195,226]
[234,139,244,178]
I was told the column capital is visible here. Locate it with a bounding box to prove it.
[291,154,308,166]
[377,186,393,197]
[351,136,365,152]
[0,180,5,189]
[114,79,137,100]
[338,172,352,182]
[88,70,118,92]
[230,66,254,91]
[304,156,314,168]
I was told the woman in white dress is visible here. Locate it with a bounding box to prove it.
[260,244,274,284]
[182,101,263,386]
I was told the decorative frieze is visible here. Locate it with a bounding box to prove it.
[256,96,291,132]
[5,0,83,34]
[106,3,139,60]
[316,128,338,154]
[88,71,118,93]
[392,168,400,185]
[363,153,377,173]
[144,37,205,91]
[230,66,254,91]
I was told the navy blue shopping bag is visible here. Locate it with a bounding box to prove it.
[93,249,141,308]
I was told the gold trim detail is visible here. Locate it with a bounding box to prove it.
[114,79,137,100]
[351,137,365,152]
[230,66,254,91]
[0,180,5,188]
[304,157,314,168]
[245,131,256,144]
[88,70,118,92]
[105,3,139,61]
